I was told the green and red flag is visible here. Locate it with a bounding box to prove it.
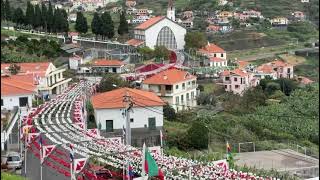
[141,143,164,180]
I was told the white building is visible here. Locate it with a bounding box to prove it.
[270,17,289,26]
[1,74,37,110]
[69,54,83,70]
[90,59,125,73]
[127,0,186,50]
[198,43,228,67]
[301,0,309,2]
[91,88,165,147]
[142,68,198,111]
[1,62,71,98]
[167,0,175,21]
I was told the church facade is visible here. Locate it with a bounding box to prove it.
[127,0,186,50]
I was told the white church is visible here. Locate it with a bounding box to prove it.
[127,0,186,50]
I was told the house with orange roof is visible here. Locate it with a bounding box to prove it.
[1,62,71,97]
[220,69,259,95]
[1,74,37,110]
[91,87,165,147]
[89,59,125,73]
[256,60,294,79]
[127,1,186,50]
[198,43,227,67]
[141,68,198,111]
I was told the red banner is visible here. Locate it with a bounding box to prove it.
[74,158,88,174]
[42,145,56,164]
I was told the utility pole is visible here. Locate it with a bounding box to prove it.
[123,91,133,179]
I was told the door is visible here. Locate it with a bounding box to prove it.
[148,117,156,130]
[19,97,28,107]
[105,120,113,132]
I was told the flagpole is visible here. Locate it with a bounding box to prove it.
[70,161,73,180]
[40,146,43,180]
[24,134,27,178]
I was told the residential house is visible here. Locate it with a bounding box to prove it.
[270,17,289,26]
[198,43,227,67]
[207,25,221,33]
[142,68,198,111]
[220,69,259,95]
[69,54,83,70]
[125,0,136,7]
[126,39,145,48]
[1,74,37,110]
[301,0,309,2]
[1,62,71,99]
[255,64,278,79]
[182,11,193,19]
[296,76,314,86]
[112,6,123,13]
[292,11,305,21]
[257,60,294,79]
[243,10,262,18]
[181,19,193,28]
[91,88,165,147]
[68,32,79,43]
[218,11,234,18]
[91,59,125,73]
[218,0,228,6]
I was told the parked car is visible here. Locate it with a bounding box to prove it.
[6,152,22,169]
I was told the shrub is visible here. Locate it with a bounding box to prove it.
[186,121,209,150]
[163,104,176,121]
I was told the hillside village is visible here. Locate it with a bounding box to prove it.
[1,0,319,179]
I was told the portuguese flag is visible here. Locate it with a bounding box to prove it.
[142,143,164,179]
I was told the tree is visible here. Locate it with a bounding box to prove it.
[187,121,209,150]
[4,0,12,21]
[1,0,5,21]
[13,8,25,28]
[231,18,240,29]
[193,17,209,31]
[265,82,280,95]
[25,2,35,28]
[60,9,69,33]
[184,32,207,49]
[97,74,129,92]
[197,92,216,106]
[91,12,102,39]
[118,11,128,35]
[137,46,154,60]
[41,3,48,32]
[275,78,298,96]
[8,63,21,75]
[163,103,176,121]
[101,12,114,39]
[153,46,170,61]
[75,12,88,34]
[46,2,54,32]
[34,4,42,29]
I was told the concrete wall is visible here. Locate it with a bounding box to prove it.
[94,106,163,131]
[1,94,33,110]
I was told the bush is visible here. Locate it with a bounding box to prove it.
[163,104,176,121]
[196,92,216,106]
[186,121,209,150]
[265,82,280,95]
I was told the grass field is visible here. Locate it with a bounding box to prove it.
[1,172,26,180]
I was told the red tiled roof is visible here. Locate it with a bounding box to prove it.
[135,16,165,30]
[238,61,249,69]
[270,60,289,67]
[256,64,274,73]
[298,76,314,85]
[143,68,196,85]
[221,69,248,77]
[199,43,225,54]
[210,57,226,62]
[1,62,50,76]
[68,32,79,36]
[91,88,165,109]
[126,39,145,47]
[207,25,220,31]
[92,59,124,66]
[1,74,37,96]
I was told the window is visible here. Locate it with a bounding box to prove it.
[175,96,179,104]
[224,85,227,89]
[234,77,237,81]
[181,95,184,103]
[186,93,189,100]
[225,77,230,81]
[112,67,117,73]
[156,26,177,49]
[214,54,217,57]
[58,73,61,79]
[19,97,28,107]
[221,54,224,57]
[235,85,239,89]
[176,85,179,89]
[105,120,113,132]
[182,83,185,90]
[130,118,134,123]
[1,99,3,106]
[50,76,53,85]
[148,117,156,130]
[287,68,291,73]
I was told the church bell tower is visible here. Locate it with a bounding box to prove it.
[167,0,175,21]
